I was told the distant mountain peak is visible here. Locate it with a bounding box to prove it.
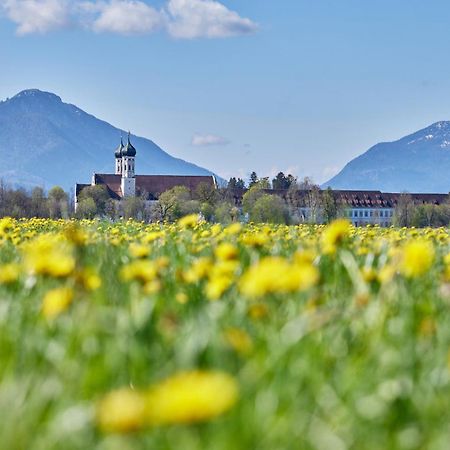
[431,120,450,129]
[325,121,450,193]
[0,89,217,190]
[11,89,62,103]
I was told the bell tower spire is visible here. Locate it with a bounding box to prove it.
[121,131,136,197]
[114,136,124,175]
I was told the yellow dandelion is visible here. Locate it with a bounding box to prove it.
[120,260,158,284]
[97,388,146,433]
[321,219,351,254]
[129,243,151,259]
[23,235,75,278]
[205,275,233,300]
[0,263,21,285]
[42,287,74,319]
[146,371,238,425]
[239,257,318,298]
[215,242,239,261]
[178,214,200,229]
[400,240,435,278]
[184,257,213,283]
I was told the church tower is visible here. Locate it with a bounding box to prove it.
[121,132,136,197]
[114,137,124,175]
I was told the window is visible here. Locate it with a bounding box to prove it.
[364,210,368,217]
[359,211,363,218]
[380,210,384,218]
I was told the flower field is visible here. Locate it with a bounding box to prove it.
[0,216,449,450]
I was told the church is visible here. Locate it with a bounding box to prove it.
[75,134,217,208]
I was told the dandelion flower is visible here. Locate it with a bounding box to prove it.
[146,371,238,425]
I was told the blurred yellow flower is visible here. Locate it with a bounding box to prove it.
[184,257,213,283]
[321,219,351,254]
[146,371,238,425]
[42,287,74,319]
[205,275,233,300]
[400,240,435,278]
[0,263,21,284]
[77,268,102,291]
[224,327,253,355]
[97,388,146,433]
[239,257,318,298]
[120,260,158,284]
[176,292,189,304]
[178,214,200,229]
[215,243,238,261]
[0,217,14,237]
[248,303,269,320]
[129,243,151,258]
[23,235,75,278]
[224,223,242,235]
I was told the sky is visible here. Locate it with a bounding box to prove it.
[3,0,450,183]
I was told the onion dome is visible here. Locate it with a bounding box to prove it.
[123,132,137,157]
[115,137,124,158]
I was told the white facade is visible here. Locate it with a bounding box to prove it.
[298,207,394,227]
[115,157,122,175]
[115,134,136,197]
[344,208,394,227]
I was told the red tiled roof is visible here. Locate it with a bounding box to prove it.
[231,188,449,208]
[93,174,122,200]
[135,175,216,199]
[82,174,216,200]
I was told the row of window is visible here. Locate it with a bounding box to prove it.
[117,163,134,171]
[344,209,393,219]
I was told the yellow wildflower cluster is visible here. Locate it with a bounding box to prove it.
[97,370,238,432]
[239,256,319,298]
[2,217,450,447]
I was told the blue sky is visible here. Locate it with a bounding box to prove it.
[2,0,450,183]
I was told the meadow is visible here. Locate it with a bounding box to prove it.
[0,216,449,450]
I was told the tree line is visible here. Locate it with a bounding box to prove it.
[1,174,450,227]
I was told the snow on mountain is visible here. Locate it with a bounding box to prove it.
[324,121,450,193]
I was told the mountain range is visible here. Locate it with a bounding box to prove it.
[0,89,216,191]
[324,121,450,193]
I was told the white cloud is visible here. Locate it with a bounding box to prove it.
[165,0,257,39]
[192,133,230,146]
[1,0,70,35]
[83,0,162,35]
[0,0,257,38]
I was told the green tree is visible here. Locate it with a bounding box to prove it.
[250,194,289,224]
[272,172,295,190]
[214,201,239,224]
[157,186,192,222]
[48,186,69,219]
[122,196,146,220]
[78,185,109,215]
[31,187,48,217]
[322,187,338,223]
[194,182,218,206]
[394,193,415,227]
[75,197,97,219]
[249,171,259,188]
[242,185,264,216]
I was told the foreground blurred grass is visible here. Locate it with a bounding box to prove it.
[0,217,449,450]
